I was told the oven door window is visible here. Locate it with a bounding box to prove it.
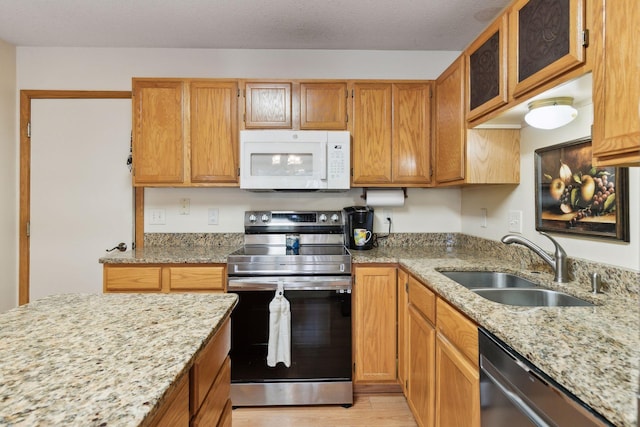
[231,289,352,382]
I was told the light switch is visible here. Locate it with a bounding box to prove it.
[480,208,488,228]
[208,208,219,225]
[508,210,523,233]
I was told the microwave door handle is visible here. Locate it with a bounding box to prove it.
[320,141,328,180]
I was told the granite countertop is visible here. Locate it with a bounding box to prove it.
[0,293,238,426]
[99,243,638,426]
[99,245,239,264]
[354,246,639,427]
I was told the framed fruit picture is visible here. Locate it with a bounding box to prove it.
[535,137,629,241]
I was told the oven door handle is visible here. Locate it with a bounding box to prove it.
[228,277,352,291]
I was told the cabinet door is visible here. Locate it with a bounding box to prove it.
[244,82,292,128]
[352,83,393,185]
[592,0,640,166]
[190,81,239,183]
[353,266,397,383]
[300,82,348,130]
[466,14,508,122]
[392,83,432,185]
[435,334,480,427]
[103,265,162,292]
[397,269,409,394]
[168,266,226,292]
[510,0,586,98]
[408,305,436,427]
[435,56,466,184]
[132,79,186,185]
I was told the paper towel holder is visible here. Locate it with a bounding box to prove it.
[360,187,408,200]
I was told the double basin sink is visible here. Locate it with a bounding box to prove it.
[439,271,594,307]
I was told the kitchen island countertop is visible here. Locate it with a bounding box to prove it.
[0,292,237,426]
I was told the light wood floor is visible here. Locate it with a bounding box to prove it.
[232,394,418,427]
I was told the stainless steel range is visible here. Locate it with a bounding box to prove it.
[227,210,353,407]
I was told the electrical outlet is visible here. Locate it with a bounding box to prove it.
[382,209,393,224]
[149,209,166,225]
[179,198,190,215]
[508,210,523,233]
[208,208,219,225]
[481,208,488,228]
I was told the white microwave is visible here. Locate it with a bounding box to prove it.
[240,130,350,191]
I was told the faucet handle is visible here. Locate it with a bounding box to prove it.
[539,232,566,256]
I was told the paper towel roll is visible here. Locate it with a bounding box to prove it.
[365,189,405,207]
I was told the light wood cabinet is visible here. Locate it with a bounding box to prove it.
[508,0,587,98]
[244,82,292,129]
[353,266,397,383]
[434,298,479,427]
[592,0,640,166]
[352,82,432,186]
[132,79,186,185]
[132,78,239,187]
[397,269,409,395]
[466,14,508,122]
[300,82,348,130]
[103,264,226,293]
[407,276,436,427]
[149,317,231,427]
[189,81,239,184]
[435,56,520,186]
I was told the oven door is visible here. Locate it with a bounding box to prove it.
[228,276,352,406]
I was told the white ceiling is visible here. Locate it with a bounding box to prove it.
[0,0,510,51]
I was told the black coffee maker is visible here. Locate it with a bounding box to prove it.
[343,206,375,250]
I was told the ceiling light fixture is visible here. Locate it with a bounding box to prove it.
[524,97,578,130]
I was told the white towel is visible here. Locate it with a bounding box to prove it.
[267,281,291,368]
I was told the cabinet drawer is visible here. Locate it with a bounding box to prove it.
[436,298,478,365]
[190,318,231,413]
[103,266,162,292]
[168,266,225,291]
[149,373,189,427]
[191,356,231,427]
[408,276,436,324]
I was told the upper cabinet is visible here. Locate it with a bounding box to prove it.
[466,14,508,121]
[509,0,587,98]
[592,0,640,166]
[300,82,348,130]
[243,82,292,129]
[132,79,186,185]
[132,78,239,187]
[435,56,520,186]
[351,81,432,187]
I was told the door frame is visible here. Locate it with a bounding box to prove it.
[19,90,144,305]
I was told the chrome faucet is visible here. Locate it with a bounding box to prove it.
[501,232,569,283]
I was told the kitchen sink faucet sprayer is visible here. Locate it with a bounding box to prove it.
[501,232,568,283]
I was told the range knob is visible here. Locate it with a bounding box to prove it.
[248,214,257,223]
[330,213,340,222]
[319,213,328,223]
[261,214,270,223]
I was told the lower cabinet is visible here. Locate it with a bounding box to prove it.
[103,264,226,293]
[401,270,480,427]
[149,318,231,427]
[353,266,398,384]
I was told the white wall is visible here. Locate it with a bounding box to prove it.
[0,39,17,312]
[144,187,461,234]
[16,47,464,237]
[461,103,640,271]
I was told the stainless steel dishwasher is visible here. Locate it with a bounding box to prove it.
[479,329,613,427]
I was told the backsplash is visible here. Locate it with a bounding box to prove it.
[144,232,639,297]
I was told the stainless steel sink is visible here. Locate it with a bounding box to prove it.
[473,288,594,307]
[439,271,538,289]
[439,270,594,307]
